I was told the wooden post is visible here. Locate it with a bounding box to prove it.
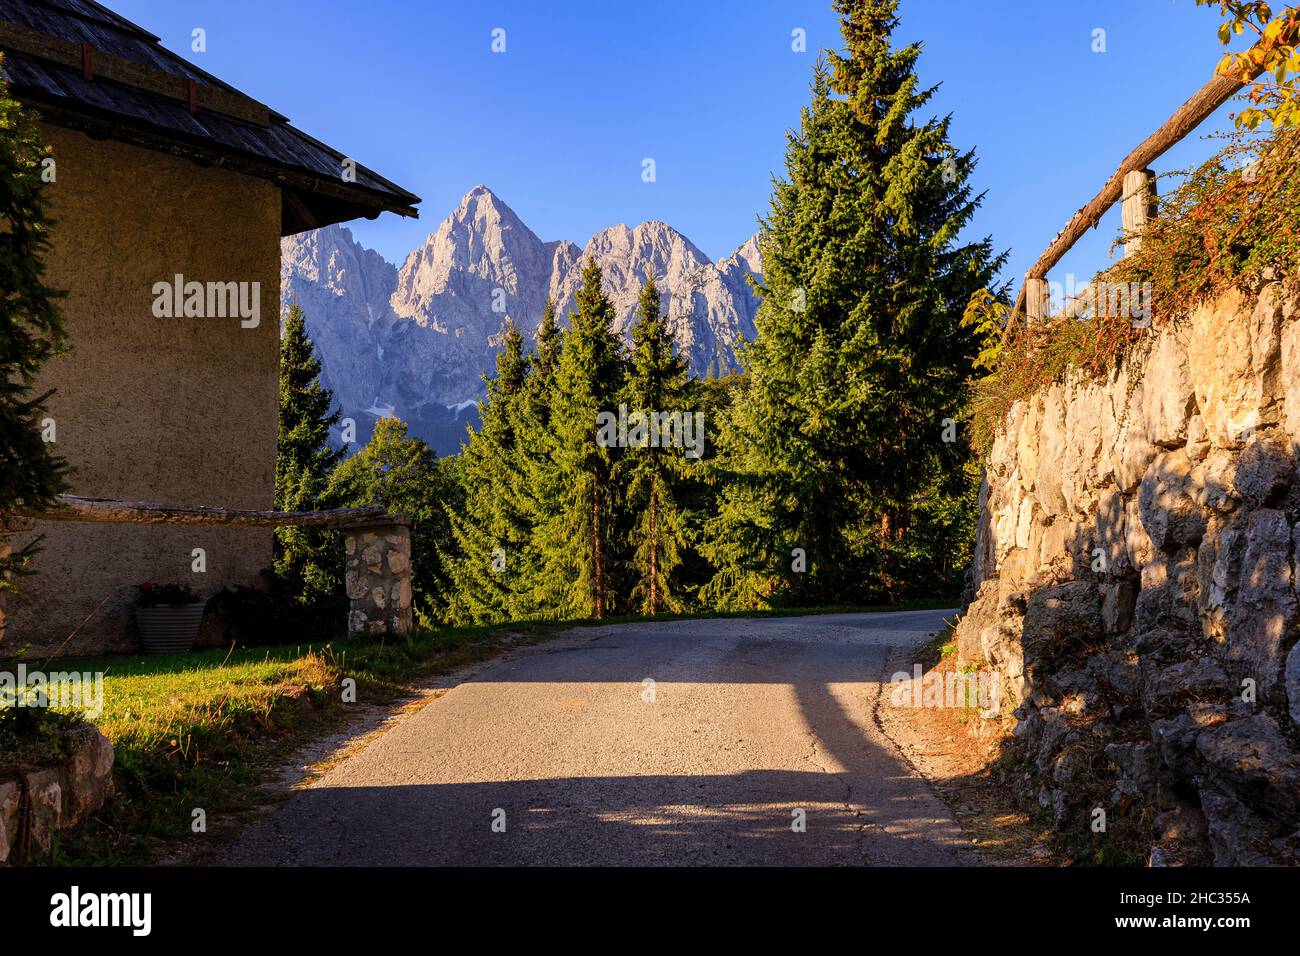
[1121,169,1158,258]
[1011,33,1270,318]
[26,496,387,527]
[1025,276,1050,324]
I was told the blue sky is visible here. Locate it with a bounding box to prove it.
[114,0,1249,290]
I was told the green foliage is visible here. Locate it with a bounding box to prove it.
[905,456,984,591]
[443,320,538,624]
[1110,126,1300,317]
[961,288,1009,373]
[535,260,626,618]
[702,0,1004,607]
[510,299,569,617]
[443,269,723,622]
[1198,1,1300,128]
[969,312,1144,456]
[328,417,462,621]
[206,573,343,645]
[672,374,740,600]
[273,305,344,609]
[622,275,692,615]
[0,705,86,772]
[0,58,68,589]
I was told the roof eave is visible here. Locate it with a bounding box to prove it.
[22,93,420,235]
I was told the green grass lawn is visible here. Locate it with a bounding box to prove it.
[42,623,557,865]
[26,598,958,865]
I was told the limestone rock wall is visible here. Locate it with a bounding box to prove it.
[958,278,1300,865]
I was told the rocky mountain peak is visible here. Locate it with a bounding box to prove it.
[448,183,528,236]
[720,234,762,278]
[281,188,763,453]
[395,185,552,310]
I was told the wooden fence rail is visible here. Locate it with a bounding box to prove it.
[2,496,413,641]
[25,495,392,528]
[1013,37,1269,322]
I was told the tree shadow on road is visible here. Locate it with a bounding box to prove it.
[220,615,972,866]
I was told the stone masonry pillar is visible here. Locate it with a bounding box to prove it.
[343,517,413,636]
[0,516,34,643]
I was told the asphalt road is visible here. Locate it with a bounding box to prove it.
[220,608,975,866]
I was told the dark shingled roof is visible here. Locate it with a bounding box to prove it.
[0,0,420,235]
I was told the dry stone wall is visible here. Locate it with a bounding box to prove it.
[958,277,1300,865]
[344,522,413,636]
[0,725,114,864]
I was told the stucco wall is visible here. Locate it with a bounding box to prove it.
[6,124,281,657]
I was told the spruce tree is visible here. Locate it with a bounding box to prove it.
[532,298,563,389]
[274,305,343,606]
[509,299,565,617]
[623,275,691,615]
[535,261,624,619]
[0,64,67,592]
[704,0,1003,607]
[444,320,532,625]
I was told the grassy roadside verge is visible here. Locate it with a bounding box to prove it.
[878,624,1152,866]
[874,622,1062,866]
[40,621,559,865]
[28,598,956,865]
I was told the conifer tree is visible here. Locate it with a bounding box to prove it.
[0,65,67,591]
[532,298,563,389]
[509,299,565,617]
[274,305,344,606]
[624,275,691,615]
[704,0,1003,607]
[444,321,532,624]
[535,261,624,618]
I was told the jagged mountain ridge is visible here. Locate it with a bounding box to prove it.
[281,185,762,454]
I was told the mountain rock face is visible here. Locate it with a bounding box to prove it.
[280,223,397,419]
[550,221,761,377]
[956,281,1300,865]
[281,185,761,454]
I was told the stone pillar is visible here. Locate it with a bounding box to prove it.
[343,518,413,636]
[0,516,34,643]
[0,532,10,644]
